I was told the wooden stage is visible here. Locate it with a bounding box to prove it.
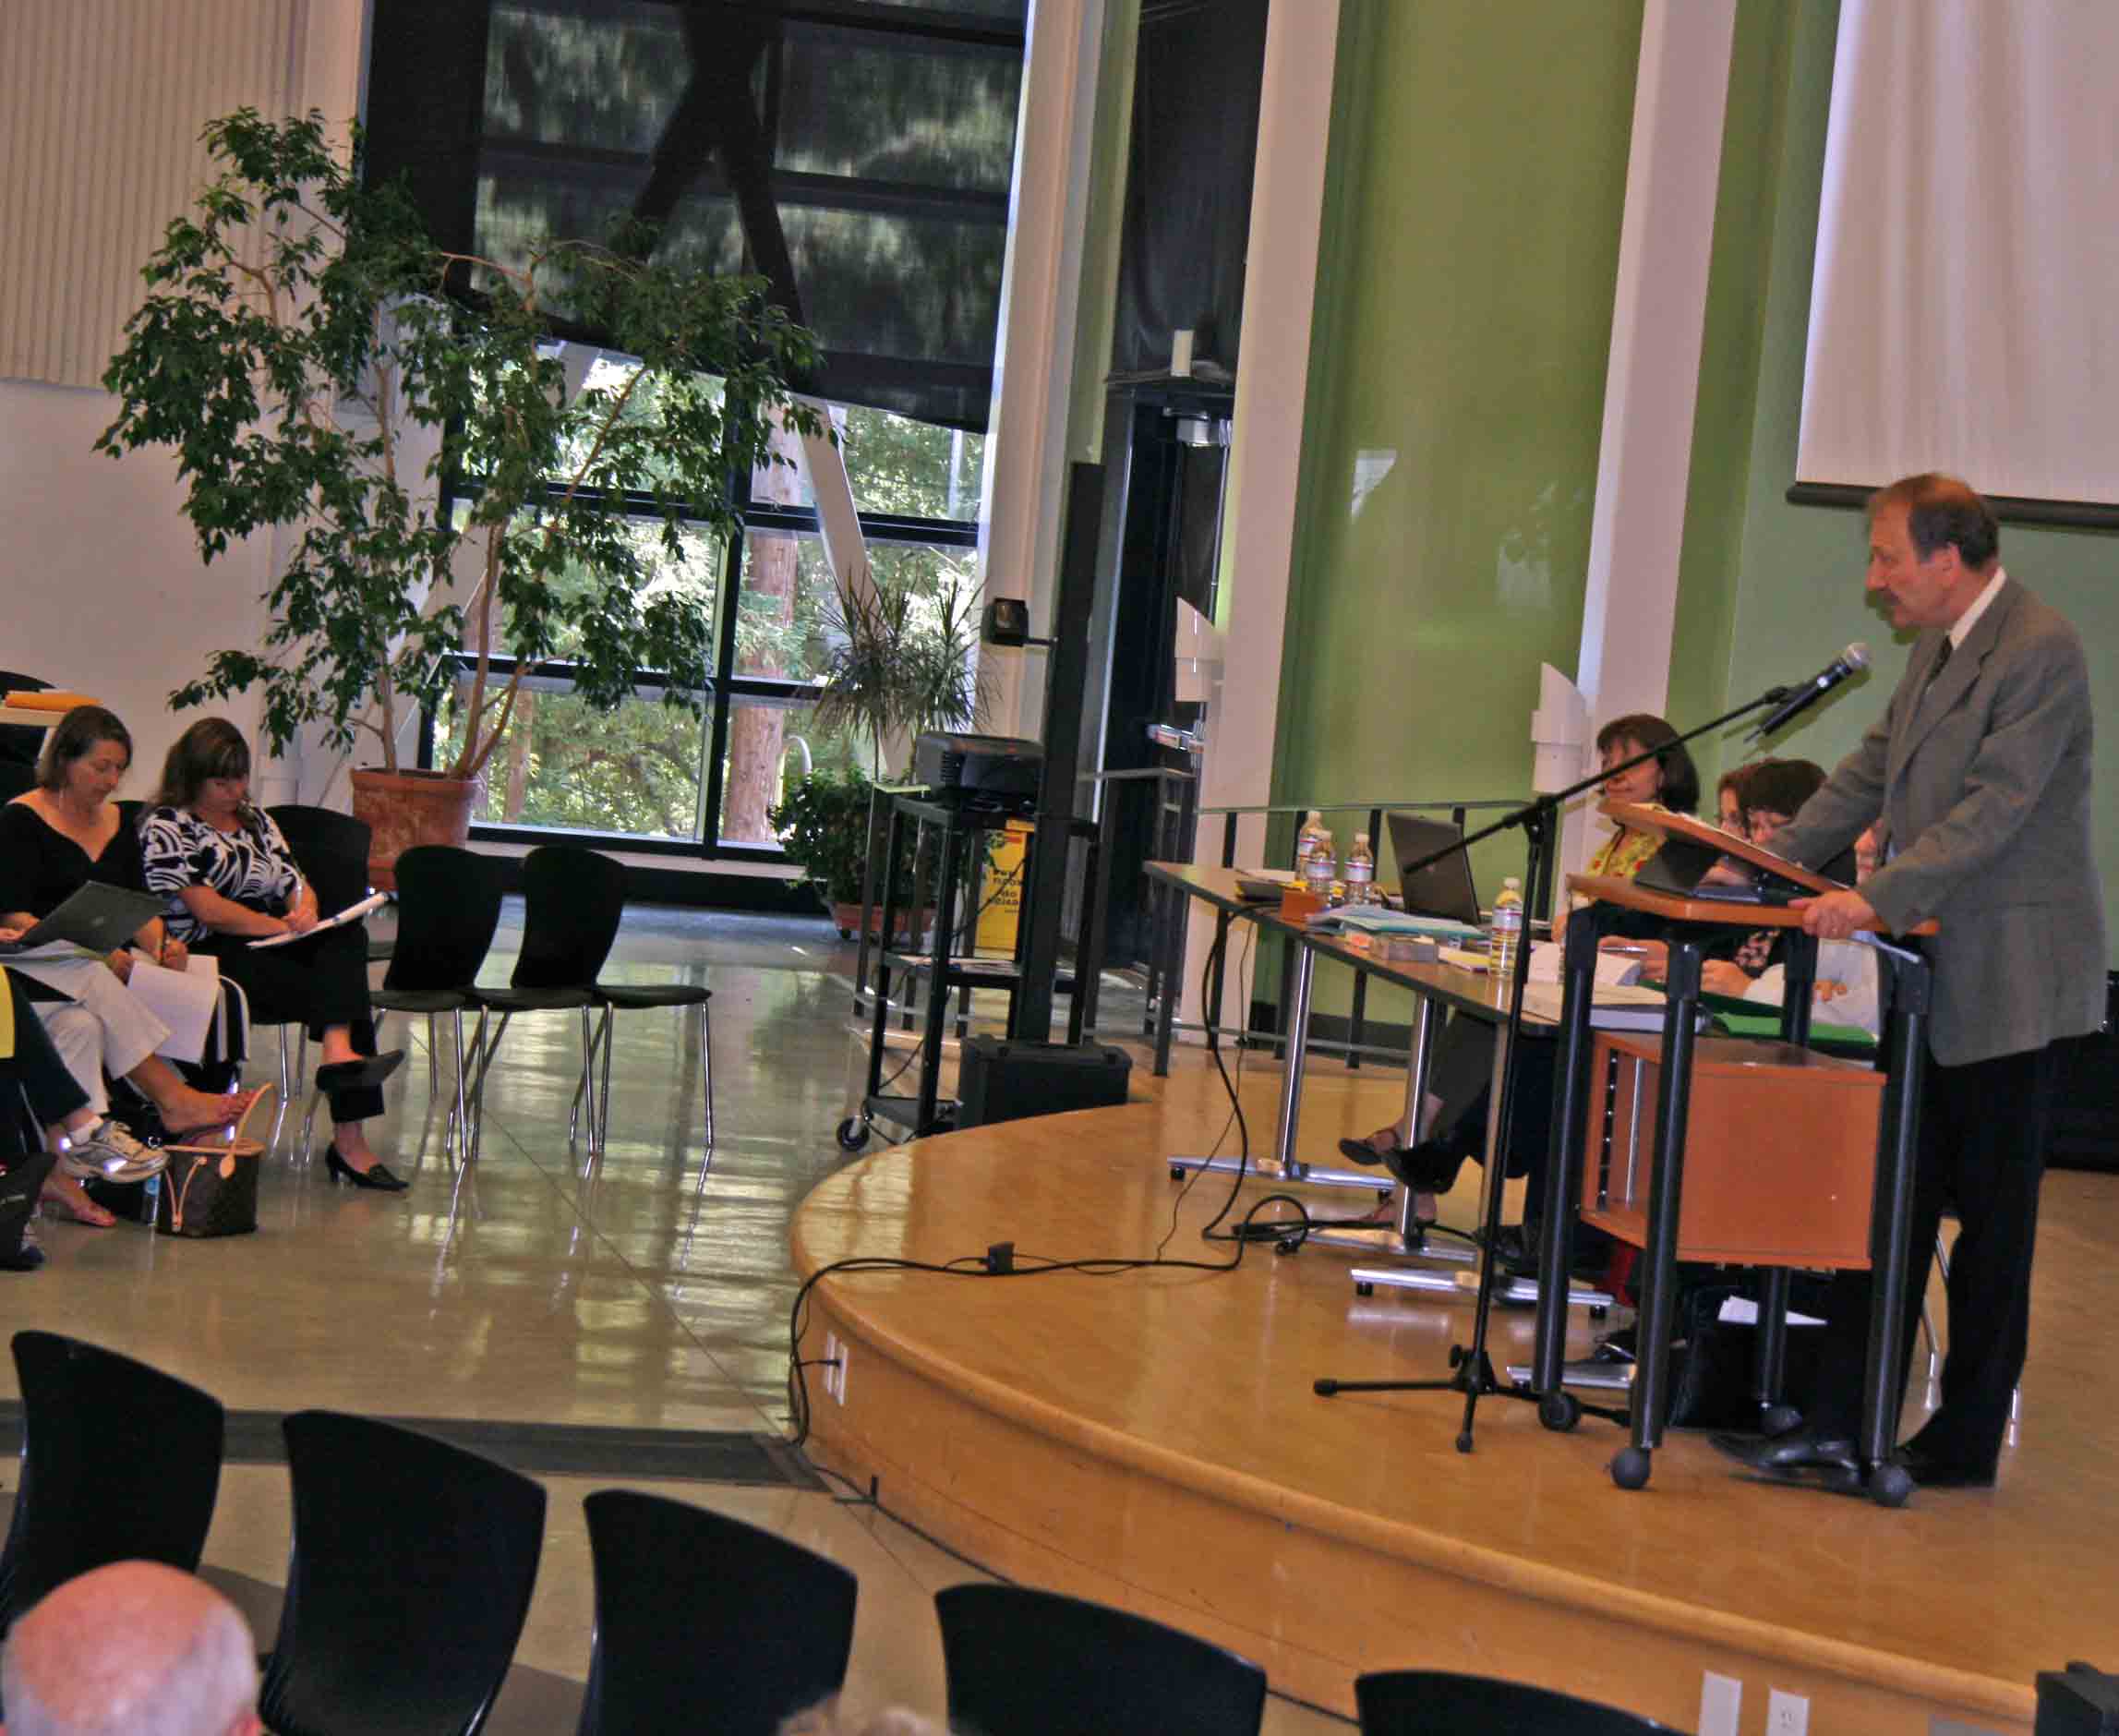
[792,1051,2119,1731]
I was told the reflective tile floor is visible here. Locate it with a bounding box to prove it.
[2,902,1346,1732]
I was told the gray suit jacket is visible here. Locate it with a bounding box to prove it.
[1771,577,2105,1067]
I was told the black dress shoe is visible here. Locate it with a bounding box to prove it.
[316,1050,408,1094]
[1380,1139,1469,1192]
[323,1147,410,1192]
[1894,1440,1996,1489]
[1709,1424,1859,1473]
[1337,1135,1391,1168]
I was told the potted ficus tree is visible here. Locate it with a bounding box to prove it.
[97,108,823,884]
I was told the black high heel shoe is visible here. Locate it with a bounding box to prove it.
[323,1144,409,1192]
[1380,1139,1471,1194]
[316,1050,407,1095]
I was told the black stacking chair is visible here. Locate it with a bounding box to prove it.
[585,971,716,1152]
[0,669,51,782]
[465,846,624,1160]
[0,1332,224,1636]
[575,1489,857,1736]
[369,846,505,1158]
[248,804,374,1103]
[933,1584,1268,1736]
[259,1411,546,1736]
[1354,1670,1671,1733]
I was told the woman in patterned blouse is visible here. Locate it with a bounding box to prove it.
[140,720,408,1191]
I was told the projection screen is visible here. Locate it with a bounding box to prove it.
[1796,0,2119,507]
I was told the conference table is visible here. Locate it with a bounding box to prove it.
[1142,862,1613,1307]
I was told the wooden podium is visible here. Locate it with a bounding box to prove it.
[1526,814,1936,1505]
[1580,1033,1884,1269]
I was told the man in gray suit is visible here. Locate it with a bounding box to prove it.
[1728,473,2105,1489]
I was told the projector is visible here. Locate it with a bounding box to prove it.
[912,731,1042,809]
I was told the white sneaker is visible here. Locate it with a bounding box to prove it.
[58,1119,170,1185]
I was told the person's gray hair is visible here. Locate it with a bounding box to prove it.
[1,1591,258,1735]
[777,1701,953,1736]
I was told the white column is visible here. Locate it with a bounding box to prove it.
[976,0,1108,742]
[1562,0,1739,881]
[1179,0,1341,1037]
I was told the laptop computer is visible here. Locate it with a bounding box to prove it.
[0,882,168,955]
[1385,813,1484,925]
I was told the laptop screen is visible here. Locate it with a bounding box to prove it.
[1385,813,1483,925]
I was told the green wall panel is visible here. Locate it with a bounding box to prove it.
[1270,0,1644,1021]
[1716,0,2119,962]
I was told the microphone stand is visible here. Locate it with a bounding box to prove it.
[1311,683,1797,1452]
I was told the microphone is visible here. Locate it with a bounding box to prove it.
[1749,643,1870,740]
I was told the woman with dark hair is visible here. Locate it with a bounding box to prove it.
[1,705,265,1226]
[1340,712,1701,1211]
[140,719,407,1191]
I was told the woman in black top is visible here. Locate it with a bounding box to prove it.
[141,720,407,1191]
[2,707,265,1224]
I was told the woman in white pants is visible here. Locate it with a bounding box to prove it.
[1,707,263,1224]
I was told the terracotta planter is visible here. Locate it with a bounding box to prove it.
[348,767,481,891]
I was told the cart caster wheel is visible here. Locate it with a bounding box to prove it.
[1377,1188,1393,1204]
[1354,1281,1374,1297]
[1610,1446,1653,1489]
[1589,1305,1609,1321]
[835,1117,870,1151]
[1169,1164,1185,1180]
[1869,1464,1915,1508]
[1448,1344,1466,1370]
[1760,1404,1804,1439]
[1455,1431,1475,1454]
[838,926,855,941]
[1539,1392,1582,1432]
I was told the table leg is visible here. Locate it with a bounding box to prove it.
[1613,939,1703,1489]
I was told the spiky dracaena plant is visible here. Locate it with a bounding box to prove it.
[98,108,824,778]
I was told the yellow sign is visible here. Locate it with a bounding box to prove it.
[976,820,1032,953]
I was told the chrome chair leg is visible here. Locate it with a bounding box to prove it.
[597,1006,615,1152]
[700,1000,715,1149]
[427,1013,439,1095]
[576,1006,601,1154]
[277,1025,294,1101]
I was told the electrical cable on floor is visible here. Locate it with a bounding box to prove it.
[789,907,1344,1448]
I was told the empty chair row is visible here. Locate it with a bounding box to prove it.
[374,843,715,1165]
[0,1332,1667,1733]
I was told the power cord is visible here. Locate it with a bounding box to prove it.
[790,896,1401,1447]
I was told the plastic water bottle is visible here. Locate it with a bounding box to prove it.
[1294,810,1330,875]
[1302,829,1337,902]
[1488,876,1524,979]
[1343,831,1377,905]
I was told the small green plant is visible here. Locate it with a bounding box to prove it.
[768,769,897,910]
[97,108,824,778]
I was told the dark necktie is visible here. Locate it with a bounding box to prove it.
[1923,637,1953,693]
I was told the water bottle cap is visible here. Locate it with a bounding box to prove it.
[1306,810,1323,824]
[1354,832,1368,847]
[1502,876,1522,888]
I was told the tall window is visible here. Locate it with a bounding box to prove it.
[372,0,1025,859]
[428,391,981,858]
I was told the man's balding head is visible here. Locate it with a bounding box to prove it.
[0,1562,259,1736]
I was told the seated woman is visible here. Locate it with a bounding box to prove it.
[2,968,150,1270]
[1,705,265,1227]
[140,719,407,1191]
[1699,759,1882,1038]
[1339,714,1703,1230]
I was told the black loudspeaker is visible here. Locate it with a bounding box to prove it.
[957,1038,1133,1130]
[2037,1663,2119,1734]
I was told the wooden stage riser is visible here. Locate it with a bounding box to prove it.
[802,1302,2026,1735]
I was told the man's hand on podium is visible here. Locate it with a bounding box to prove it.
[1792,888,1880,940]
